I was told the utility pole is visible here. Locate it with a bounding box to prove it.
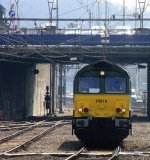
[89,9,92,29]
[123,0,125,26]
[15,0,20,28]
[47,0,54,24]
[135,0,138,28]
[138,0,146,29]
[86,0,91,29]
[56,0,59,29]
[47,0,59,28]
[97,0,100,26]
[104,0,108,26]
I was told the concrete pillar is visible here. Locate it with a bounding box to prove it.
[51,63,56,114]
[59,64,63,113]
[147,62,150,118]
[32,63,50,116]
[63,66,66,106]
[56,65,58,109]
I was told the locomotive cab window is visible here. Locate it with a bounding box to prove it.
[105,77,126,93]
[79,77,100,93]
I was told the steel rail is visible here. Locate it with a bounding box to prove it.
[0,122,35,130]
[108,146,121,160]
[64,147,86,160]
[0,120,46,144]
[0,121,65,130]
[0,120,64,156]
[0,126,30,131]
[119,151,150,156]
[3,150,150,159]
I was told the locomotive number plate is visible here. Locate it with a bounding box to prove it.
[96,99,107,103]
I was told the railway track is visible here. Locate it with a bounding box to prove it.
[0,122,35,130]
[0,118,71,131]
[1,119,149,160]
[0,121,63,131]
[0,120,48,143]
[64,147,86,160]
[2,146,150,159]
[108,146,121,160]
[0,120,65,157]
[63,146,121,160]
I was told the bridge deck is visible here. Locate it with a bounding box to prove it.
[0,34,150,46]
[0,34,150,64]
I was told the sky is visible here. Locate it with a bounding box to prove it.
[0,0,150,28]
[0,0,139,17]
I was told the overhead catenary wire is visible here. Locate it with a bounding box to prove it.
[58,1,96,17]
[0,18,104,52]
[0,22,68,62]
[3,0,150,29]
[0,1,149,64]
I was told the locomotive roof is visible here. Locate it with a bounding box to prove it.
[75,60,129,77]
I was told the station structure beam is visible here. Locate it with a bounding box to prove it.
[2,18,150,21]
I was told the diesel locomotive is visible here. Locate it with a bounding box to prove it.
[72,60,132,144]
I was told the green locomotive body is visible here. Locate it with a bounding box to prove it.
[72,61,132,144]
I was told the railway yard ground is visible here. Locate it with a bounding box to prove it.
[0,109,150,160]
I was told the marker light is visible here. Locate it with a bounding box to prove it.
[100,70,105,76]
[78,108,83,112]
[116,108,122,113]
[83,108,89,113]
[116,108,126,113]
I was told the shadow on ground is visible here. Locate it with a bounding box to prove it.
[58,140,119,151]
[58,140,83,151]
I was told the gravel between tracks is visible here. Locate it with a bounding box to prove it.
[1,117,150,159]
[0,129,20,139]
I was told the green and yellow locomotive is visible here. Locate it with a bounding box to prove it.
[72,61,132,144]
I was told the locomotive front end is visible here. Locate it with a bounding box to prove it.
[72,61,132,144]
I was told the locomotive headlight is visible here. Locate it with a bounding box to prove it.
[100,70,105,76]
[122,108,126,113]
[78,108,83,112]
[116,108,126,113]
[78,108,89,113]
